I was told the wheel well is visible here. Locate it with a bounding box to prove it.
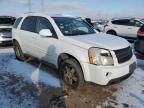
[96,29,100,32]
[12,39,17,45]
[107,30,117,35]
[13,39,17,43]
[58,53,82,69]
[58,53,85,81]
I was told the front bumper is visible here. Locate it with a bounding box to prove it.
[82,55,137,85]
[108,62,136,85]
[0,36,12,45]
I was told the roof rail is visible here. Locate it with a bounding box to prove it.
[111,17,135,20]
[52,14,76,17]
[24,12,35,14]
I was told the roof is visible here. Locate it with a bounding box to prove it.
[51,14,77,18]
[111,17,142,21]
[23,12,77,18]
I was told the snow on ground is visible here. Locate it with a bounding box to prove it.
[7,59,60,87]
[0,48,144,108]
[0,73,38,108]
[99,59,144,108]
[0,48,61,108]
[0,48,60,87]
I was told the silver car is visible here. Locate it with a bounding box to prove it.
[0,16,16,45]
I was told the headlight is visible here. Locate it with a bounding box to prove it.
[88,47,114,65]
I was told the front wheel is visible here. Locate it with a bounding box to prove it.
[59,58,84,89]
[13,41,25,61]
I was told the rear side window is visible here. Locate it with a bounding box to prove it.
[21,16,37,33]
[13,17,23,28]
[112,19,130,26]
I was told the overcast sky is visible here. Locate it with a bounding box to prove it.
[0,0,143,19]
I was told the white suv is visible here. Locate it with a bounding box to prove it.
[105,18,144,41]
[12,13,136,88]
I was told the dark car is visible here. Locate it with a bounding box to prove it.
[135,24,144,54]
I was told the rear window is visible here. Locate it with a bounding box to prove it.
[13,17,23,28]
[112,19,130,25]
[0,17,15,25]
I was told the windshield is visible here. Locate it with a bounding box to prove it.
[52,17,95,36]
[0,17,15,25]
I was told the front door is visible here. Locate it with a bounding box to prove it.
[34,16,58,65]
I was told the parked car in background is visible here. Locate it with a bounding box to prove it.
[12,13,136,89]
[0,16,16,45]
[141,19,144,22]
[135,24,144,54]
[105,18,144,41]
[92,20,108,32]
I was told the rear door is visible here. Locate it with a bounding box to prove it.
[127,19,143,38]
[19,16,37,55]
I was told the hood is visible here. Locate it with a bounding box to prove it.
[65,33,130,50]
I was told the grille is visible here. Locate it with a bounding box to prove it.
[114,46,133,64]
[0,28,11,32]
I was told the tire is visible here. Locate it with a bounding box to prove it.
[59,58,84,89]
[13,41,25,61]
[107,30,117,36]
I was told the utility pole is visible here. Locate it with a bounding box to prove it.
[28,0,32,12]
[41,0,44,12]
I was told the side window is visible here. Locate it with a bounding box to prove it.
[112,19,130,26]
[21,16,37,33]
[13,17,23,29]
[36,17,56,35]
[129,20,143,27]
[112,20,121,25]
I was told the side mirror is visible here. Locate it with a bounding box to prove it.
[39,29,53,37]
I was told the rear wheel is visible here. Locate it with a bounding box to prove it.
[59,58,84,89]
[13,41,25,61]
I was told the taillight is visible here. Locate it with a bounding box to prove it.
[137,25,144,36]
[137,30,144,36]
[137,25,144,40]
